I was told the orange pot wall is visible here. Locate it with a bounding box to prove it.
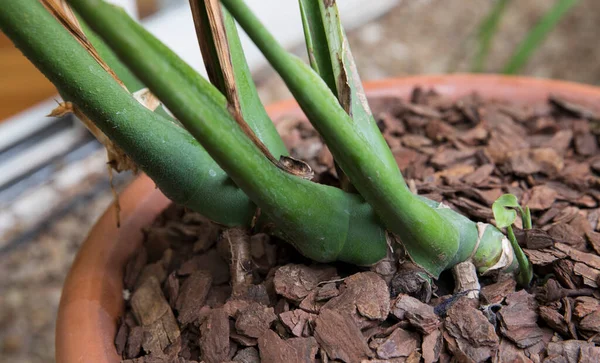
[55,75,600,363]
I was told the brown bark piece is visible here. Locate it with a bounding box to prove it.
[130,276,180,354]
[573,262,600,287]
[192,221,221,253]
[573,297,600,319]
[135,262,167,289]
[586,230,600,255]
[549,226,587,251]
[258,330,317,363]
[125,326,144,359]
[273,264,338,302]
[524,249,561,266]
[233,347,260,363]
[299,289,324,314]
[115,319,128,356]
[549,94,599,119]
[321,272,389,329]
[391,294,440,334]
[199,308,230,363]
[545,340,600,363]
[579,310,600,333]
[525,185,558,211]
[444,298,499,362]
[287,337,319,363]
[430,148,476,168]
[314,309,373,362]
[316,283,339,301]
[376,327,420,360]
[498,291,543,348]
[280,309,317,337]
[164,271,179,309]
[234,302,277,339]
[554,243,600,269]
[480,278,516,304]
[249,233,277,274]
[175,270,212,325]
[462,164,495,185]
[124,247,148,290]
[515,228,554,250]
[422,329,443,363]
[496,338,533,363]
[178,249,229,284]
[539,305,569,337]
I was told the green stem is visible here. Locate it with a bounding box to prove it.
[190,1,288,156]
[523,206,532,230]
[223,0,462,276]
[0,0,255,226]
[502,0,579,74]
[507,226,533,287]
[66,0,388,265]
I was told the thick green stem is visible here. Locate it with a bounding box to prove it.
[2,0,522,276]
[0,0,256,226]
[65,0,388,264]
[190,0,288,156]
[223,0,464,276]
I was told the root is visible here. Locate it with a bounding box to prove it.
[452,261,480,299]
[224,228,253,297]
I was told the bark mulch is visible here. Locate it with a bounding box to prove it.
[116,89,600,363]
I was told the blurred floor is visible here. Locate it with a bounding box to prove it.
[2,1,600,362]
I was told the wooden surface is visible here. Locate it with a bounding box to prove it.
[0,0,158,122]
[0,32,58,121]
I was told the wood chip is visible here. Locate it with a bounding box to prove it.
[279,309,317,337]
[525,185,558,210]
[422,329,443,363]
[233,346,260,363]
[200,308,230,363]
[480,278,517,305]
[391,294,440,334]
[314,309,373,362]
[444,298,499,362]
[235,303,277,339]
[258,330,318,363]
[498,291,543,348]
[321,272,390,329]
[273,264,337,302]
[175,270,212,325]
[375,327,420,360]
[545,340,600,363]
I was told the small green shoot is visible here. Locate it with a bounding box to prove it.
[492,194,534,287]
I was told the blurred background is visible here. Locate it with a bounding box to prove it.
[0,0,598,361]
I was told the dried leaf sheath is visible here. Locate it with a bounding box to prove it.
[190,0,312,178]
[41,0,125,88]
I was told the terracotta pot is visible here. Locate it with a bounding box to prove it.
[55,74,600,362]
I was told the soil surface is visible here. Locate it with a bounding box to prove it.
[116,91,600,363]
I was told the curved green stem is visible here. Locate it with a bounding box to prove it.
[507,226,533,287]
[190,0,288,156]
[65,0,388,265]
[223,0,464,276]
[0,0,256,226]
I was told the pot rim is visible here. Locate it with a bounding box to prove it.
[55,74,600,363]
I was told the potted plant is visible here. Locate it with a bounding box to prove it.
[2,0,599,362]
